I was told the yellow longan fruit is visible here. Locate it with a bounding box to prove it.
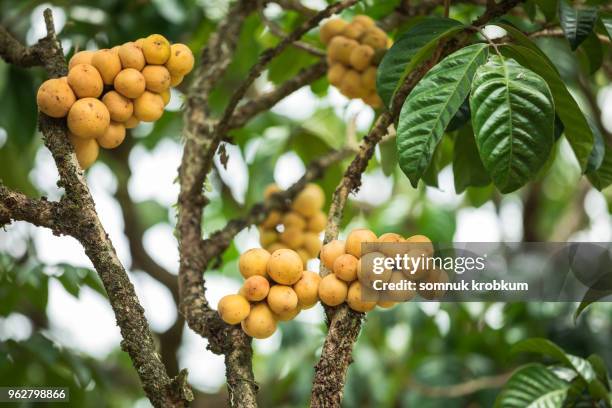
[239,248,271,279]
[362,26,388,50]
[307,211,327,232]
[385,271,417,302]
[318,274,348,306]
[333,253,358,282]
[346,228,377,258]
[135,38,145,49]
[418,269,449,300]
[266,242,288,253]
[36,78,76,118]
[160,89,170,106]
[264,184,281,200]
[267,248,303,285]
[361,66,377,91]
[217,294,250,325]
[118,42,146,71]
[68,50,94,70]
[378,233,404,243]
[328,36,359,65]
[303,232,322,258]
[133,91,164,122]
[347,281,377,312]
[267,285,298,315]
[67,98,110,139]
[102,91,133,122]
[259,228,278,247]
[349,44,374,71]
[327,64,347,87]
[170,74,183,87]
[377,300,396,308]
[166,43,195,76]
[241,303,277,338]
[405,234,434,257]
[340,69,366,99]
[242,275,270,302]
[67,64,103,98]
[320,239,346,270]
[293,271,321,308]
[280,226,305,249]
[357,250,392,288]
[261,210,281,229]
[124,115,140,129]
[283,211,306,230]
[297,248,309,266]
[363,92,383,109]
[353,15,375,28]
[292,183,325,217]
[69,133,99,170]
[342,22,366,40]
[376,232,406,258]
[114,68,146,99]
[142,65,171,93]
[142,34,171,64]
[320,18,348,44]
[274,305,300,321]
[91,49,122,85]
[97,121,126,149]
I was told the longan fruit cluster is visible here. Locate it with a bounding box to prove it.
[320,15,389,108]
[36,34,195,169]
[258,183,327,266]
[319,229,444,312]
[217,247,321,339]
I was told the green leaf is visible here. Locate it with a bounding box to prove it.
[495,363,569,408]
[397,44,489,187]
[376,17,464,108]
[470,55,555,193]
[559,0,598,50]
[535,0,559,21]
[577,31,603,74]
[586,123,605,173]
[601,13,612,40]
[379,136,398,176]
[453,126,490,193]
[500,44,593,171]
[587,142,612,190]
[446,98,471,132]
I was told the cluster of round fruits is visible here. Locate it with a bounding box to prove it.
[217,247,321,339]
[36,34,195,169]
[258,183,327,267]
[319,14,389,108]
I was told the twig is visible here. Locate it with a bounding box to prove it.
[529,27,611,44]
[259,9,326,57]
[407,372,512,398]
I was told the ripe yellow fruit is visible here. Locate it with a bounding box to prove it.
[347,281,377,312]
[114,68,146,99]
[69,133,99,170]
[124,115,140,129]
[376,232,406,257]
[118,42,146,71]
[361,66,377,91]
[267,285,298,315]
[327,64,347,87]
[217,294,250,325]
[320,18,348,44]
[274,305,300,321]
[346,228,377,258]
[353,15,375,28]
[328,36,358,65]
[170,74,183,87]
[67,64,103,98]
[302,232,322,258]
[340,69,366,99]
[239,248,271,279]
[357,251,391,288]
[378,232,404,243]
[166,43,195,76]
[135,38,145,49]
[241,303,276,338]
[418,269,449,300]
[343,21,367,40]
[142,65,171,93]
[377,300,396,308]
[264,184,281,200]
[97,121,126,149]
[385,271,416,302]
[67,98,110,139]
[362,26,388,50]
[160,89,170,106]
[333,253,358,282]
[296,248,310,266]
[265,242,288,253]
[133,91,164,122]
[282,211,306,230]
[36,78,76,118]
[68,50,94,70]
[307,211,327,232]
[280,226,305,249]
[349,44,374,71]
[267,248,303,285]
[259,228,278,247]
[292,183,325,217]
[242,275,270,302]
[102,91,133,122]
[261,210,281,229]
[363,92,382,109]
[142,34,171,64]
[405,234,434,257]
[320,239,346,270]
[318,274,348,306]
[293,271,321,308]
[91,49,122,85]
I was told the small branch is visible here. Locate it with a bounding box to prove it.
[275,0,319,16]
[407,372,512,398]
[529,27,611,44]
[444,0,451,17]
[259,9,326,57]
[0,185,64,234]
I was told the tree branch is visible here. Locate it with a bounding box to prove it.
[259,9,326,57]
[407,371,511,398]
[0,185,64,233]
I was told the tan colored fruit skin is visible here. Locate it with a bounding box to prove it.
[133,91,164,122]
[320,239,346,270]
[347,281,377,312]
[67,64,104,98]
[166,43,195,76]
[267,248,303,285]
[328,36,358,66]
[142,65,171,93]
[385,272,417,302]
[293,271,321,308]
[118,42,146,71]
[361,66,377,91]
[346,228,378,258]
[124,115,140,129]
[97,122,126,149]
[102,91,133,122]
[292,183,325,217]
[261,210,281,229]
[320,19,348,44]
[274,305,300,321]
[241,303,277,339]
[333,253,358,282]
[142,34,171,65]
[36,78,76,118]
[358,251,392,288]
[353,15,375,28]
[361,27,388,50]
[265,243,288,253]
[160,89,170,106]
[91,49,122,85]
[377,300,395,308]
[318,274,348,306]
[259,228,278,247]
[307,211,327,232]
[218,294,250,325]
[349,44,374,71]
[239,248,270,279]
[303,232,322,258]
[242,275,270,301]
[114,68,146,99]
[170,74,183,87]
[282,212,306,230]
[68,50,95,70]
[67,98,110,139]
[327,64,346,87]
[280,226,305,249]
[340,69,366,99]
[69,133,99,170]
[267,285,298,314]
